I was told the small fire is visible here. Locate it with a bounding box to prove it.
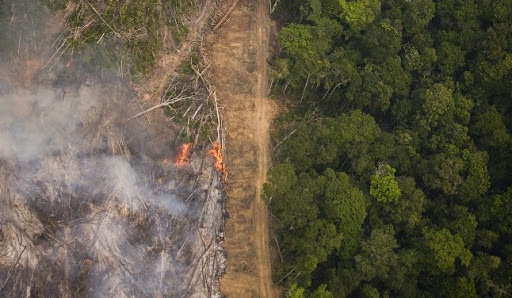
[175,143,192,167]
[208,141,226,174]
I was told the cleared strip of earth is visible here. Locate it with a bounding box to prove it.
[205,0,277,296]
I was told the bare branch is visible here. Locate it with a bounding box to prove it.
[277,268,294,284]
[213,0,240,31]
[128,97,190,120]
[81,0,121,38]
[270,0,280,14]
[273,129,297,150]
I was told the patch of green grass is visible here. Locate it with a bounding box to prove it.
[177,48,199,74]
[39,0,68,10]
[66,0,162,76]
[164,0,197,45]
[170,18,189,45]
[61,0,202,77]
[198,124,211,143]
[165,0,196,14]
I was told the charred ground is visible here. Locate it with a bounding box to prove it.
[0,0,227,297]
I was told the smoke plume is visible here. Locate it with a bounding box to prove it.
[0,2,224,296]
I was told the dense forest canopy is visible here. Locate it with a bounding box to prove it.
[266,0,512,296]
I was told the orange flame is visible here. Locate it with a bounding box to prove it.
[175,143,192,167]
[208,141,226,174]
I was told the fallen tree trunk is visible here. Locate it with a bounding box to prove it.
[213,0,240,31]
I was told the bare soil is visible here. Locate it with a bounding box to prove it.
[204,0,277,296]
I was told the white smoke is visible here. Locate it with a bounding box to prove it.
[0,82,196,297]
[0,1,224,296]
[0,87,83,161]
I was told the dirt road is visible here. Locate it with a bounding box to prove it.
[205,0,276,296]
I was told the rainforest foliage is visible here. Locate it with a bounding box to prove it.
[266,0,512,296]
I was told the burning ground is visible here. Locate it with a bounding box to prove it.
[0,1,225,297]
[0,71,225,298]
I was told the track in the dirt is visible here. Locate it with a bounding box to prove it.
[206,0,276,296]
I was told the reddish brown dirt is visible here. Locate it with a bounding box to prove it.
[204,0,277,296]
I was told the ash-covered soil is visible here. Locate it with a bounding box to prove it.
[0,2,225,297]
[0,71,225,298]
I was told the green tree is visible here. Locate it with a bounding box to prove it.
[286,283,305,298]
[324,47,362,95]
[403,45,437,76]
[336,110,381,154]
[402,0,435,35]
[293,219,342,285]
[355,226,398,281]
[277,18,342,88]
[421,153,464,195]
[338,0,381,32]
[356,56,411,113]
[359,19,402,62]
[264,161,297,199]
[460,150,490,201]
[310,284,334,298]
[320,169,367,258]
[268,0,512,294]
[439,277,478,298]
[370,164,401,203]
[471,106,512,186]
[381,176,425,233]
[277,110,380,174]
[442,205,478,246]
[488,187,512,239]
[386,249,420,295]
[413,83,455,137]
[437,41,466,75]
[471,106,511,153]
[265,166,318,229]
[384,129,421,173]
[278,23,325,87]
[276,120,340,171]
[468,253,501,282]
[422,227,473,274]
[472,24,512,96]
[357,63,394,112]
[336,110,381,176]
[361,284,380,298]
